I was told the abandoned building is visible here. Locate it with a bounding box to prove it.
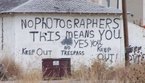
[0,0,144,76]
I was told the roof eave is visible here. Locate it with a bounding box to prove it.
[1,11,122,15]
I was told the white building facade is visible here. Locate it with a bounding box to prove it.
[0,0,145,71]
[0,0,126,70]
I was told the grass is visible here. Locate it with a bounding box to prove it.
[71,59,145,83]
[0,55,42,82]
[17,69,42,83]
[71,60,112,83]
[125,63,145,83]
[0,56,145,83]
[0,55,22,80]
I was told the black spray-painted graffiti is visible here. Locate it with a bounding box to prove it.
[21,17,120,42]
[65,30,95,39]
[95,41,118,63]
[128,45,145,64]
[61,37,73,45]
[61,50,85,56]
[61,37,85,56]
[22,48,52,56]
[20,17,121,58]
[21,17,120,29]
[97,53,118,63]
[99,29,121,41]
[29,31,60,42]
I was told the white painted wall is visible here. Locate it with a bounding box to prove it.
[0,14,15,63]
[9,14,124,70]
[2,15,15,56]
[128,22,145,64]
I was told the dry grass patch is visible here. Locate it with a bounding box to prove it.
[18,69,42,83]
[125,63,145,83]
[71,60,145,83]
[71,60,111,82]
[1,55,145,83]
[0,56,22,80]
[0,55,43,82]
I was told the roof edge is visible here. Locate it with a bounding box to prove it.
[0,11,122,15]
